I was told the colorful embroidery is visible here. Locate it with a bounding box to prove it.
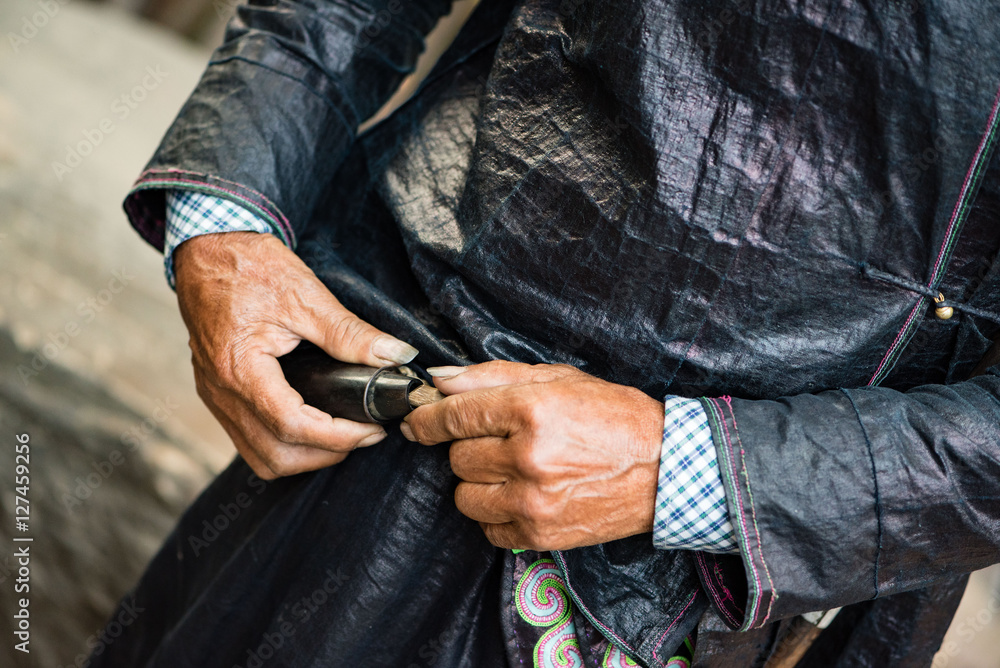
[515,558,583,668]
[511,552,688,667]
[601,644,640,667]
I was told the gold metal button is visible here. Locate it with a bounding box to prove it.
[934,293,954,320]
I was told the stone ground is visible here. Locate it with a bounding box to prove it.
[0,1,996,667]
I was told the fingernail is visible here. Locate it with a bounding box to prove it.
[426,366,466,379]
[399,422,416,441]
[357,428,387,448]
[373,336,419,365]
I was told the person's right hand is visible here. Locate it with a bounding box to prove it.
[173,232,419,480]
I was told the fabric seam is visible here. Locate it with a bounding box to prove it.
[704,397,762,631]
[549,552,638,657]
[868,81,1000,386]
[721,396,777,627]
[130,171,296,248]
[135,168,296,241]
[694,552,740,628]
[842,389,883,599]
[650,590,699,667]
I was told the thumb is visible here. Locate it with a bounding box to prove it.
[428,360,583,394]
[292,281,418,367]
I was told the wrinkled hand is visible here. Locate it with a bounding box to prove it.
[402,361,663,550]
[174,232,419,480]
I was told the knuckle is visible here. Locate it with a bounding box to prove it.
[521,489,555,524]
[483,524,509,549]
[521,526,545,551]
[519,397,550,431]
[527,484,567,531]
[442,402,473,439]
[270,415,302,444]
[324,313,369,351]
[516,446,549,480]
[250,461,278,481]
[263,450,295,478]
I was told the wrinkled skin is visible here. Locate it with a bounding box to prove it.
[174,233,663,548]
[173,231,419,480]
[403,361,663,551]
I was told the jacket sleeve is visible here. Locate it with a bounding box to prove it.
[693,358,1000,631]
[124,0,455,251]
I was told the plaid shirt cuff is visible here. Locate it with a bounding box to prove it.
[653,396,739,553]
[164,190,286,288]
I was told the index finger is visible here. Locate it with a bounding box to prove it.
[404,386,522,444]
[237,350,387,450]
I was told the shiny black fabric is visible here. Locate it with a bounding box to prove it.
[103,0,1000,665]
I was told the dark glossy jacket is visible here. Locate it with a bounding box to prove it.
[115,0,1000,665]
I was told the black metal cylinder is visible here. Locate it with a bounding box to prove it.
[279,344,422,423]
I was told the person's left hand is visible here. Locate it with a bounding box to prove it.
[401,361,664,551]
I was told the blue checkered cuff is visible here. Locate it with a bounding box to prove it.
[653,396,739,553]
[163,190,286,288]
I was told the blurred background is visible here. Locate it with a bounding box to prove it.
[0,0,997,666]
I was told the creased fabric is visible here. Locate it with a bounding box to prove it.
[105,0,1000,665]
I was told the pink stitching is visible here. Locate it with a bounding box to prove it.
[550,553,638,655]
[651,590,699,667]
[695,552,739,628]
[722,396,777,627]
[868,82,1000,386]
[552,554,701,666]
[708,397,763,630]
[712,561,736,607]
[135,169,296,244]
[140,176,295,246]
[867,300,923,385]
[188,171,293,241]
[930,84,1000,282]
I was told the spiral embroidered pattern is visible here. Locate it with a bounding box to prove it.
[515,559,583,668]
[516,560,570,626]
